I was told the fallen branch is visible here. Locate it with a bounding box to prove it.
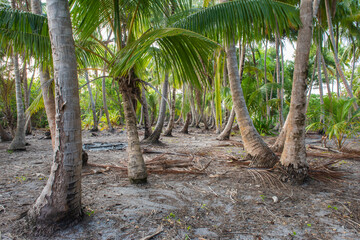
[82,167,111,176]
[308,145,341,153]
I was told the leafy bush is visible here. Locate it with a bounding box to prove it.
[306,97,360,149]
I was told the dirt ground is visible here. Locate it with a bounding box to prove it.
[0,126,359,240]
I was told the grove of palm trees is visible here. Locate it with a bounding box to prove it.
[0,0,360,239]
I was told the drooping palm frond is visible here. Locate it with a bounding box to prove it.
[173,0,300,42]
[75,39,108,68]
[0,7,51,64]
[111,28,220,88]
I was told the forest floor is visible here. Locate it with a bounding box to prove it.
[0,126,360,240]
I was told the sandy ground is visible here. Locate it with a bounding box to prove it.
[0,126,359,240]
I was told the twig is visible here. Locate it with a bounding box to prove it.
[139,225,163,240]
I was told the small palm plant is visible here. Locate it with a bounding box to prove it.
[307,97,360,149]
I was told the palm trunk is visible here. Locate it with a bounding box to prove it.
[306,61,317,112]
[276,28,284,128]
[325,0,358,109]
[31,0,56,149]
[350,40,356,91]
[22,58,32,135]
[317,48,325,125]
[189,85,197,127]
[0,123,12,142]
[120,86,147,183]
[8,53,26,151]
[321,54,332,101]
[180,112,191,134]
[143,72,169,143]
[84,71,98,131]
[217,107,235,140]
[264,40,270,120]
[225,40,278,168]
[141,86,152,139]
[29,0,83,227]
[279,0,313,184]
[164,86,176,136]
[102,65,113,132]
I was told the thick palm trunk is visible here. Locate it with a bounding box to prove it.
[29,0,83,228]
[143,73,169,143]
[84,71,98,131]
[325,0,358,109]
[8,53,26,151]
[180,112,191,134]
[0,123,12,142]
[164,86,176,136]
[279,0,313,184]
[141,86,152,139]
[225,41,278,168]
[31,0,56,148]
[217,107,235,140]
[120,86,147,183]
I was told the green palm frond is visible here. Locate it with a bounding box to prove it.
[174,0,300,42]
[26,91,45,116]
[0,7,51,63]
[110,28,220,88]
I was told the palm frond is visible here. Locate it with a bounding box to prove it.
[110,28,220,88]
[173,0,300,42]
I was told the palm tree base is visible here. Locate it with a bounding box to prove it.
[248,151,278,168]
[279,163,309,185]
[129,178,147,184]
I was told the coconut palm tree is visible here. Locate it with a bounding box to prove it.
[175,0,300,167]
[28,0,83,229]
[279,0,314,183]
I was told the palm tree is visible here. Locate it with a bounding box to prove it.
[176,0,300,167]
[279,0,313,183]
[28,0,83,228]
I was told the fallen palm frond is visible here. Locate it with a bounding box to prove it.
[308,160,349,182]
[85,153,207,176]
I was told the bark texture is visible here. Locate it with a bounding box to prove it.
[120,83,147,183]
[280,0,313,184]
[29,0,83,229]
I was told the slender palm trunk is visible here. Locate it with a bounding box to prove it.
[276,29,284,128]
[8,53,26,151]
[0,123,12,142]
[164,86,176,136]
[22,58,32,135]
[279,0,313,183]
[189,85,197,127]
[141,86,152,139]
[350,40,356,91]
[102,66,113,132]
[175,84,185,124]
[180,112,191,134]
[325,0,358,109]
[217,107,235,140]
[306,62,317,112]
[31,0,56,148]
[29,0,83,227]
[225,40,278,168]
[321,54,332,101]
[84,71,98,131]
[317,49,325,125]
[143,72,169,143]
[264,40,270,120]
